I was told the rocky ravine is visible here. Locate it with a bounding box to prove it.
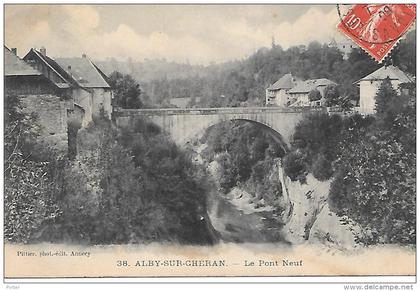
[190,141,362,250]
[277,160,362,251]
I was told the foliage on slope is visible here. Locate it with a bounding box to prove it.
[4,95,62,243]
[4,98,215,245]
[283,80,416,245]
[128,30,415,108]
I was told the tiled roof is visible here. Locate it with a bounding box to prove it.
[357,65,413,83]
[5,47,41,76]
[55,57,110,88]
[268,73,296,90]
[25,49,72,88]
[288,78,336,94]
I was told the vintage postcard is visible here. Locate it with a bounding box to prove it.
[3,3,417,283]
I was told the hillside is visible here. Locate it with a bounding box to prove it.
[96,30,415,108]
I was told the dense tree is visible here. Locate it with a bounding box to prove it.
[325,84,355,110]
[329,88,416,244]
[108,71,144,109]
[391,30,416,75]
[308,89,322,102]
[375,78,398,116]
[324,85,340,107]
[286,112,343,181]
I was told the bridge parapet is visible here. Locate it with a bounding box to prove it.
[114,106,327,116]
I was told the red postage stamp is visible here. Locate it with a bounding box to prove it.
[337,4,416,63]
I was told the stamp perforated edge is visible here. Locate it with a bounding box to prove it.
[335,4,416,63]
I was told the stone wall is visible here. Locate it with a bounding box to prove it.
[19,94,71,155]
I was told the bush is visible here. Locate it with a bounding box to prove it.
[287,113,343,181]
[324,85,340,106]
[308,89,322,102]
[4,95,61,243]
[282,151,306,182]
[215,152,237,193]
[311,153,333,181]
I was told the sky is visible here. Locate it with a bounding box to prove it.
[5,4,349,64]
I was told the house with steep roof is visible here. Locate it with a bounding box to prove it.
[23,48,112,126]
[287,78,337,107]
[5,46,65,96]
[355,65,414,114]
[265,73,297,106]
[55,55,113,121]
[5,46,81,155]
[22,47,73,97]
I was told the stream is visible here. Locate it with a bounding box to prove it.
[207,188,290,245]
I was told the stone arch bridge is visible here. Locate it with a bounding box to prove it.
[114,107,324,147]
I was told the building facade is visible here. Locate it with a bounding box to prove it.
[55,56,113,122]
[266,75,336,108]
[355,65,414,114]
[23,48,113,127]
[265,73,297,107]
[5,46,76,155]
[288,78,336,107]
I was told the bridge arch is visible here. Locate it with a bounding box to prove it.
[114,107,308,147]
[183,118,289,153]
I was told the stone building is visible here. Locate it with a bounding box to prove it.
[266,73,336,108]
[55,55,113,122]
[265,73,297,107]
[5,46,79,155]
[355,65,414,114]
[288,78,337,107]
[23,48,113,127]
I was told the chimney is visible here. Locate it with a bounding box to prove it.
[68,65,72,71]
[11,48,17,56]
[40,46,47,56]
[82,53,87,58]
